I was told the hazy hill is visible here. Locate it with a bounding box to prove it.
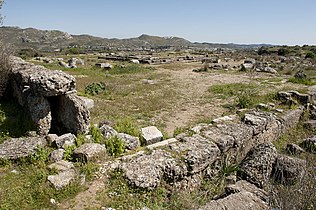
[0,26,271,52]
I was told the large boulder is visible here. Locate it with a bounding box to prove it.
[56,94,90,135]
[0,137,47,160]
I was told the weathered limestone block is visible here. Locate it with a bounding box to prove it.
[198,191,268,210]
[57,94,90,134]
[170,134,220,174]
[301,136,316,153]
[53,133,76,149]
[49,149,66,162]
[47,170,76,189]
[0,137,47,160]
[141,126,163,145]
[118,133,140,150]
[286,143,305,155]
[272,155,306,185]
[238,143,277,188]
[120,149,187,189]
[28,70,76,97]
[26,94,52,135]
[9,57,90,135]
[74,143,106,162]
[48,160,74,172]
[100,124,118,139]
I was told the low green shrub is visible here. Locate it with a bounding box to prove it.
[84,82,106,96]
[63,145,76,161]
[90,124,104,144]
[105,136,126,157]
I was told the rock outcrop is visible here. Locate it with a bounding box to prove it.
[9,57,90,135]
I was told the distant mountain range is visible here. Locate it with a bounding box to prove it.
[0,26,273,52]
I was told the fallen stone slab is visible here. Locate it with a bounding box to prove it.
[100,125,118,139]
[141,126,163,145]
[47,169,76,189]
[74,143,107,162]
[286,143,304,155]
[224,180,268,202]
[272,155,306,185]
[146,138,178,150]
[0,137,47,160]
[56,94,90,135]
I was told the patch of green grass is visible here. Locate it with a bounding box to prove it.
[273,122,313,151]
[109,64,154,75]
[208,83,258,99]
[0,158,82,209]
[63,145,76,161]
[78,162,100,182]
[288,77,316,86]
[114,117,140,137]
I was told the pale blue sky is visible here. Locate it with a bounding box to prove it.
[1,0,316,45]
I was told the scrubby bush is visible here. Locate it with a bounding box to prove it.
[114,117,140,137]
[105,135,126,157]
[305,51,315,59]
[90,124,104,144]
[84,82,106,96]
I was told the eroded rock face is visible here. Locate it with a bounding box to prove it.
[9,56,90,135]
[118,133,140,150]
[0,137,47,160]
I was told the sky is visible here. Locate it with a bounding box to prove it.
[1,0,316,45]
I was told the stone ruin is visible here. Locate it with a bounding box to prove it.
[8,57,90,135]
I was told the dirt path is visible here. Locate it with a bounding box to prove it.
[154,66,251,136]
